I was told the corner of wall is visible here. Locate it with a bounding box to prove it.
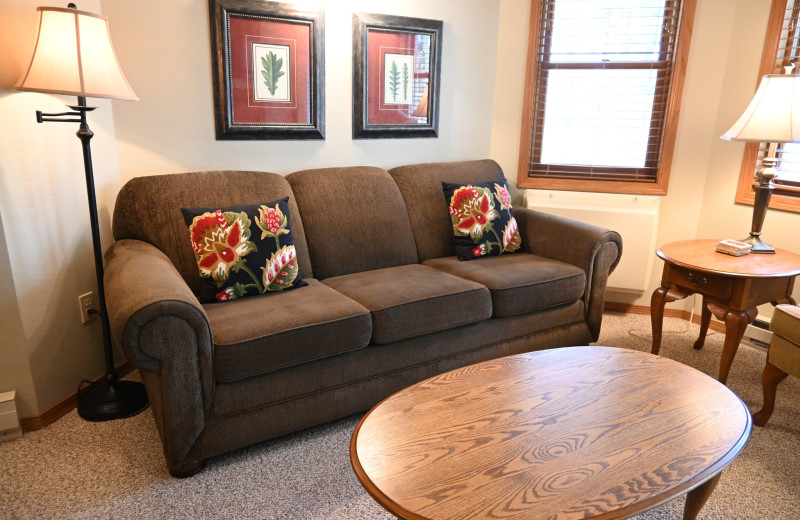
[489,0,531,206]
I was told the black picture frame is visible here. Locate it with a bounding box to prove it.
[352,12,443,139]
[209,0,325,140]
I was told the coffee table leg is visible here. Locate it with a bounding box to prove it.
[683,473,721,520]
[693,297,711,350]
[651,286,669,355]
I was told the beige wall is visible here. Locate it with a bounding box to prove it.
[104,0,501,181]
[490,0,530,205]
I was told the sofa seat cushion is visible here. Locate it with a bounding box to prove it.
[206,278,372,382]
[321,264,491,344]
[423,253,585,318]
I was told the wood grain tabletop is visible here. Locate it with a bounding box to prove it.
[658,239,800,278]
[351,346,752,520]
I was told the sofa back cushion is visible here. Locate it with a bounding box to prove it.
[112,171,313,295]
[389,160,507,262]
[286,166,418,279]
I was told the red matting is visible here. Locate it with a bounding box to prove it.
[228,15,310,125]
[367,30,423,125]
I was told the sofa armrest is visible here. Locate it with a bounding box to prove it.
[515,207,623,340]
[104,239,213,471]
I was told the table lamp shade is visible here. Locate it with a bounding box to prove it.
[14,6,137,100]
[721,74,800,143]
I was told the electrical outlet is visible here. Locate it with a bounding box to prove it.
[78,292,95,324]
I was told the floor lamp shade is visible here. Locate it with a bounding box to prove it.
[14,4,148,421]
[14,6,137,101]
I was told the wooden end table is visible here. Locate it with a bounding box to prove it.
[351,347,751,520]
[651,239,800,384]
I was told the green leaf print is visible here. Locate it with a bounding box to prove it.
[389,61,400,101]
[261,51,285,96]
[402,63,409,101]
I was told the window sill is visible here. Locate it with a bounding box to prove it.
[516,176,668,196]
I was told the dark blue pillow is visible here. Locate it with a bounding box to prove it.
[181,197,306,303]
[442,179,522,261]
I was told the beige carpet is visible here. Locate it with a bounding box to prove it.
[1,312,798,519]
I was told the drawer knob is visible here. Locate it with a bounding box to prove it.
[688,273,707,287]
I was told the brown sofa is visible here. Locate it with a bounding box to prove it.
[104,159,622,476]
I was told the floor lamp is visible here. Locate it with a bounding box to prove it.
[14,4,148,420]
[721,71,800,254]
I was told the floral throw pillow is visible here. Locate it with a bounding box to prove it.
[442,179,522,261]
[181,197,306,303]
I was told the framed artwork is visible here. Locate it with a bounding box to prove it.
[209,0,324,140]
[352,12,443,139]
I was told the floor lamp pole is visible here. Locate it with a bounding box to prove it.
[40,97,149,421]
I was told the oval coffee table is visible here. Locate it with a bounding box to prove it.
[351,347,751,520]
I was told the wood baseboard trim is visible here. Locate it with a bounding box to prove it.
[603,302,726,333]
[19,363,136,432]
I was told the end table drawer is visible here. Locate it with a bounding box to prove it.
[670,266,733,299]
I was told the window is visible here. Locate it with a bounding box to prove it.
[517,0,696,195]
[735,0,800,212]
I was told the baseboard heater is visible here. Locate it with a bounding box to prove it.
[0,391,21,442]
[744,316,772,347]
[524,190,660,294]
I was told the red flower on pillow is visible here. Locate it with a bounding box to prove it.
[472,244,488,257]
[448,184,499,241]
[216,288,235,302]
[256,203,290,243]
[189,210,256,286]
[494,182,512,211]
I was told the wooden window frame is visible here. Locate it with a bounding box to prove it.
[516,0,697,195]
[735,0,800,213]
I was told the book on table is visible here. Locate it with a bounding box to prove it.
[716,239,752,256]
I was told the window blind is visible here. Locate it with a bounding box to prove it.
[527,0,684,183]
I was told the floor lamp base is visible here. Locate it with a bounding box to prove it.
[741,234,775,254]
[78,379,149,422]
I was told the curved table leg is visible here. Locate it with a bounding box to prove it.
[718,308,757,384]
[683,473,721,520]
[752,361,789,427]
[693,297,711,350]
[651,285,689,356]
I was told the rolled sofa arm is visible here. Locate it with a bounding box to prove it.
[515,207,623,341]
[104,239,213,473]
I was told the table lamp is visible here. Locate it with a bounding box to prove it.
[14,3,148,420]
[721,71,800,254]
